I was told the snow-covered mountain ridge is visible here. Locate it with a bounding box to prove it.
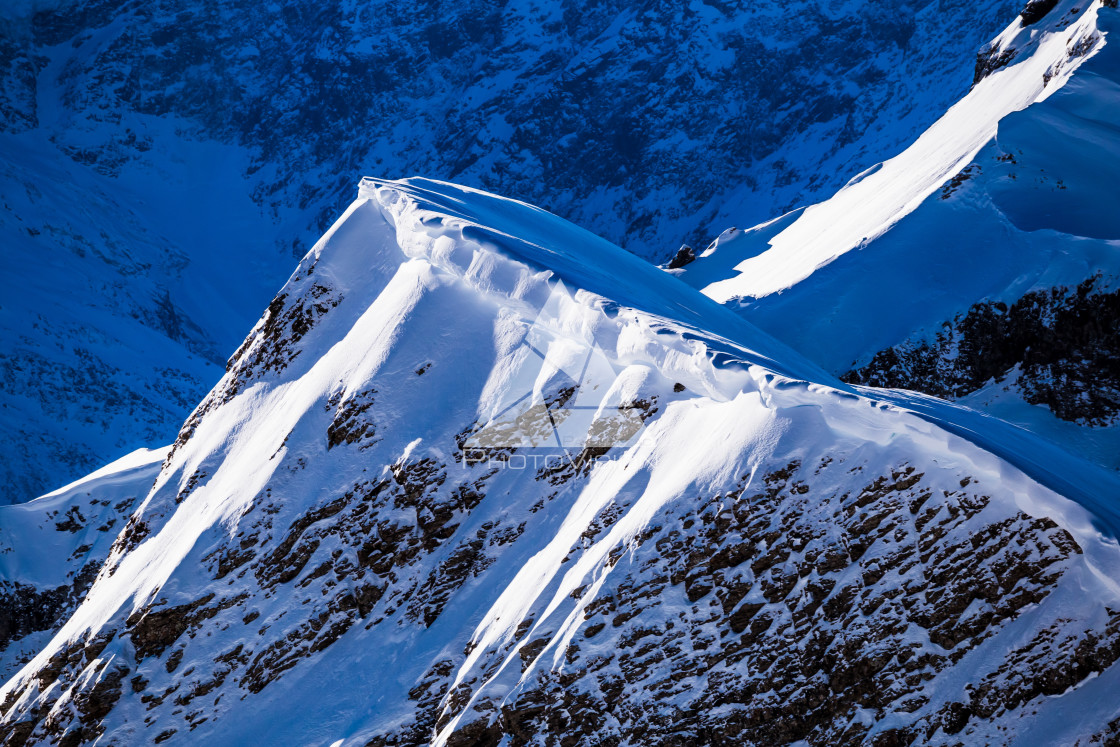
[681,0,1120,469]
[0,0,1027,502]
[3,178,1120,745]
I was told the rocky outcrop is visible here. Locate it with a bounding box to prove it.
[1020,0,1061,26]
[0,565,99,655]
[665,245,696,270]
[0,464,156,684]
[843,277,1120,425]
[973,45,1018,85]
[401,460,1098,746]
[17,442,1105,745]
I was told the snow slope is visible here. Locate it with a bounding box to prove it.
[0,0,1026,502]
[681,0,1120,469]
[0,447,165,684]
[3,179,1120,745]
[688,0,1110,303]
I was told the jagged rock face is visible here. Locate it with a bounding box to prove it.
[2,181,1120,746]
[398,460,1110,747]
[843,277,1120,426]
[0,571,99,662]
[973,45,1018,84]
[1021,0,1062,26]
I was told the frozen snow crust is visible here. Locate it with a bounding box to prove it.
[3,179,1120,745]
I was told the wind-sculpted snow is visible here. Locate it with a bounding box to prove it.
[0,0,1028,501]
[3,180,1120,745]
[682,1,1120,470]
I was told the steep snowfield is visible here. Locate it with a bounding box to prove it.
[3,179,1120,745]
[0,0,1026,502]
[0,447,165,683]
[682,0,1120,469]
[688,0,1110,303]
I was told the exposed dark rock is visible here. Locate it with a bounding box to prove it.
[111,514,151,556]
[75,664,129,724]
[327,387,379,449]
[410,459,1091,746]
[5,246,1116,747]
[666,244,696,269]
[974,45,1018,85]
[844,277,1120,425]
[0,721,36,746]
[408,539,490,627]
[175,468,206,505]
[126,593,244,660]
[241,590,360,694]
[0,562,101,654]
[939,164,979,199]
[1020,0,1060,26]
[257,496,349,587]
[53,506,86,533]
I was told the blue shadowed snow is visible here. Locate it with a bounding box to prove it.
[867,387,1120,536]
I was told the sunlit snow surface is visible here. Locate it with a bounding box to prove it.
[3,177,1120,745]
[691,0,1110,303]
[680,1,1120,470]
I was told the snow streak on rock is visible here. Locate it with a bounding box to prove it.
[692,0,1108,303]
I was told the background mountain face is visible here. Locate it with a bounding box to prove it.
[0,0,1022,502]
[4,0,1024,256]
[680,0,1120,470]
[4,179,1120,746]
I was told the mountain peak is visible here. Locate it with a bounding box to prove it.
[5,171,1120,744]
